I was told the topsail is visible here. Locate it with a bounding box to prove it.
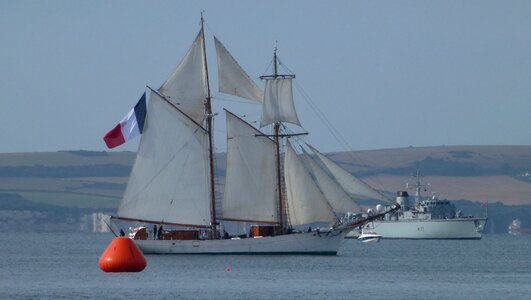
[214,37,263,102]
[159,32,207,124]
[260,78,300,127]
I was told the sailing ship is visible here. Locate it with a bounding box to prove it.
[111,16,398,254]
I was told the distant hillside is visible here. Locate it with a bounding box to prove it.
[1,146,530,233]
[329,145,531,205]
[0,150,136,167]
[0,145,530,206]
[364,175,531,205]
[329,145,531,176]
[0,150,135,178]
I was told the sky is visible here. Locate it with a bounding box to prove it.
[1,0,530,153]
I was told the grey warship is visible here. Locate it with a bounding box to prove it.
[363,170,487,239]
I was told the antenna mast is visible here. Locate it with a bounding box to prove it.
[412,169,429,204]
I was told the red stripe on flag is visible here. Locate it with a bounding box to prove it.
[103,123,126,149]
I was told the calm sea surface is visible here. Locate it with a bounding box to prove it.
[0,232,530,299]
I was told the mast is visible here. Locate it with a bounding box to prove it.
[272,46,285,231]
[201,13,218,238]
[274,123,284,230]
[273,43,278,76]
[259,45,295,231]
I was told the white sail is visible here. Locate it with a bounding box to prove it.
[222,111,278,223]
[159,31,206,124]
[117,91,212,227]
[260,78,301,127]
[302,148,362,213]
[214,37,263,102]
[308,145,391,203]
[284,143,336,225]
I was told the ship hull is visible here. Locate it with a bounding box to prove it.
[350,218,487,240]
[134,230,347,255]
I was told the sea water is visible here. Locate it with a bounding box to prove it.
[0,232,530,299]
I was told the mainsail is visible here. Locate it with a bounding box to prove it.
[301,147,362,213]
[222,110,278,223]
[117,91,212,227]
[284,143,337,225]
[159,32,207,124]
[214,37,263,102]
[308,145,391,203]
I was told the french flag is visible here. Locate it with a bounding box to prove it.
[103,93,147,149]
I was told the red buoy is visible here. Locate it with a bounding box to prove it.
[99,237,147,272]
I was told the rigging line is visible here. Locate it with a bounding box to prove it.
[281,125,306,146]
[276,58,296,76]
[202,17,218,40]
[277,62,383,196]
[292,81,351,153]
[291,80,388,193]
[261,57,274,77]
[282,74,378,192]
[293,80,359,157]
[103,218,118,237]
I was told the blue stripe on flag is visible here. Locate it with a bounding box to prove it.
[134,92,147,133]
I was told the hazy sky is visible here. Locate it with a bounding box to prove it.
[1,0,530,153]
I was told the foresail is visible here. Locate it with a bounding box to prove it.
[302,148,362,213]
[117,91,212,227]
[284,143,336,225]
[222,111,278,223]
[159,31,206,124]
[260,78,301,127]
[308,145,391,203]
[214,37,263,102]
